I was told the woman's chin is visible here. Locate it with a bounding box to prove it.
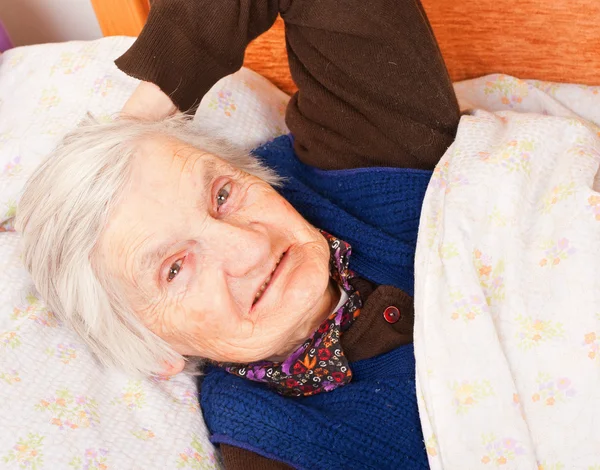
[231,237,331,362]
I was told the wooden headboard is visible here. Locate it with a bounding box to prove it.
[91,0,600,95]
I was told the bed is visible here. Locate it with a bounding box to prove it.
[1,1,599,469]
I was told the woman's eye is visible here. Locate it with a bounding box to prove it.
[167,258,184,282]
[216,183,231,208]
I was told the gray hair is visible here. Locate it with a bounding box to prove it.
[15,114,281,376]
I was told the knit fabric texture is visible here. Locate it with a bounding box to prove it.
[251,134,433,296]
[201,344,428,470]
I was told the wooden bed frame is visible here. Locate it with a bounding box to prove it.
[91,0,600,95]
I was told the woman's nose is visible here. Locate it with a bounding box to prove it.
[205,221,272,278]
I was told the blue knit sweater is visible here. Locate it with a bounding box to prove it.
[202,345,427,470]
[200,135,433,469]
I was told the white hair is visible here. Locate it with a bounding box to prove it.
[15,114,281,376]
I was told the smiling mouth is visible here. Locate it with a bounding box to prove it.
[253,252,285,306]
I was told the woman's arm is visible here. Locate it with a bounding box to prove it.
[281,0,461,170]
[117,0,459,170]
[116,0,280,112]
[121,81,177,120]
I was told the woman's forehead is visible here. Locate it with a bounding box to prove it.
[129,136,220,191]
[133,136,198,173]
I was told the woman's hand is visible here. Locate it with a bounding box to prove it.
[121,81,177,120]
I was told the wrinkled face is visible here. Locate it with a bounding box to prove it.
[98,136,337,370]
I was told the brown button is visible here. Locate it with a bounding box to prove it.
[383,306,401,324]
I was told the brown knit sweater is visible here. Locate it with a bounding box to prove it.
[116,1,459,468]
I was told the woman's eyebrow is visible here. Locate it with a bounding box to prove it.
[201,159,219,192]
[139,241,175,277]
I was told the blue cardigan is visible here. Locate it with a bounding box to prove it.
[200,135,432,469]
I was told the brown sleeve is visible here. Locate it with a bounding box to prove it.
[116,0,459,170]
[115,0,280,112]
[281,0,461,170]
[221,444,294,470]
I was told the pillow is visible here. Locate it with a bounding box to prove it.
[1,232,221,469]
[0,35,290,469]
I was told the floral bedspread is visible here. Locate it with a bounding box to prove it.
[416,77,600,469]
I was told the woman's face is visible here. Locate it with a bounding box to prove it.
[98,136,337,373]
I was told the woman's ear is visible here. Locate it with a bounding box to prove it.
[159,357,186,376]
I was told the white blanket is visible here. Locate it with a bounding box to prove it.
[416,78,600,469]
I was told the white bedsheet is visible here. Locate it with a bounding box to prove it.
[416,78,600,469]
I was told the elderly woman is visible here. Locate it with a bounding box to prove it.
[17,0,459,468]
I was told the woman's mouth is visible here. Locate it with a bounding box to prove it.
[253,251,286,306]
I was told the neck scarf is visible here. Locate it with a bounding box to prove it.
[221,232,361,397]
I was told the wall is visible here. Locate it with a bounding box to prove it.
[0,0,102,47]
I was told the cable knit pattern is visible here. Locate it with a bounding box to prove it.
[251,134,433,296]
[201,345,427,470]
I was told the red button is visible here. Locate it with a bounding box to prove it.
[383,306,401,324]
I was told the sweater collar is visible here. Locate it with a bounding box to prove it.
[220,231,362,397]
